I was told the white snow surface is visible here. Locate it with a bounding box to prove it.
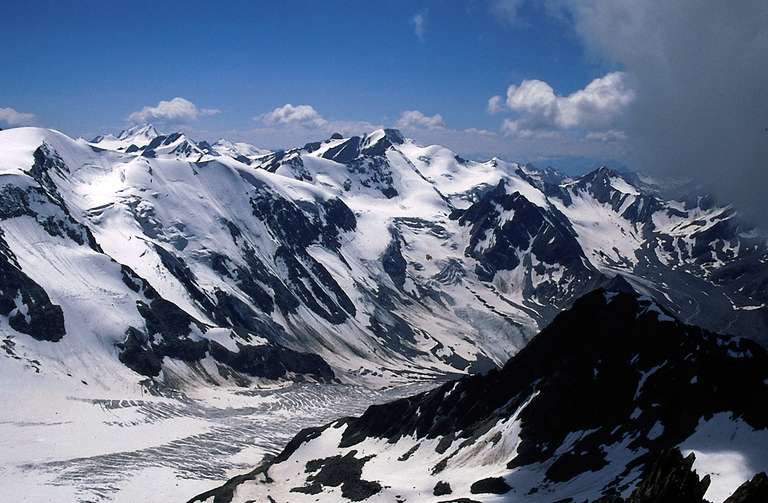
[681,413,768,503]
[1,125,765,502]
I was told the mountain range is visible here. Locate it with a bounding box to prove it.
[1,123,766,392]
[2,123,767,501]
[190,279,768,503]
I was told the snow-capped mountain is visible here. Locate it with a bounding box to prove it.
[1,124,766,393]
[89,124,270,162]
[211,138,270,164]
[89,123,160,152]
[250,127,768,343]
[191,280,768,503]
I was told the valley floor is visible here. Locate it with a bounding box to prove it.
[0,379,441,502]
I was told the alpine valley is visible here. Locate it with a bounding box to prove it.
[1,124,766,502]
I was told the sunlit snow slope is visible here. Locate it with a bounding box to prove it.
[1,124,766,395]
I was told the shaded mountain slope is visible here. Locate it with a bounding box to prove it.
[191,281,768,502]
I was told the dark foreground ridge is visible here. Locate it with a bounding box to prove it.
[190,278,768,502]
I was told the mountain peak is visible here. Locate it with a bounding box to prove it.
[363,128,405,147]
[117,123,160,141]
[583,165,619,180]
[602,274,637,295]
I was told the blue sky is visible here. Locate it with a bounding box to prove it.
[2,0,628,169]
[4,1,764,221]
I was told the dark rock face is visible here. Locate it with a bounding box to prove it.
[382,233,407,290]
[469,476,511,495]
[0,178,69,343]
[117,327,163,376]
[249,190,321,249]
[724,472,768,503]
[626,449,710,503]
[321,136,362,164]
[457,181,586,278]
[135,298,209,363]
[593,448,765,503]
[290,450,381,501]
[361,128,405,156]
[275,247,356,324]
[433,480,452,496]
[29,143,70,204]
[153,244,218,314]
[452,179,604,311]
[139,133,205,158]
[119,298,335,380]
[209,248,300,319]
[117,283,209,378]
[246,177,356,253]
[117,264,334,381]
[209,341,334,381]
[0,232,65,342]
[317,129,405,163]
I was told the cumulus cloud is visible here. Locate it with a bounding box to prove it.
[464,127,496,137]
[410,12,426,41]
[487,95,504,114]
[557,0,768,225]
[128,97,220,124]
[0,107,35,126]
[496,72,634,137]
[501,119,561,139]
[397,110,445,130]
[258,104,328,128]
[245,105,383,147]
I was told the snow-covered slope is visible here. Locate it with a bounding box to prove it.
[89,124,160,152]
[255,129,768,344]
[0,127,336,395]
[191,281,768,503]
[3,124,767,501]
[211,139,270,164]
[89,124,270,163]
[2,125,766,395]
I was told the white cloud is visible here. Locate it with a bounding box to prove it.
[494,72,634,137]
[586,130,627,142]
[501,119,561,139]
[0,107,35,126]
[410,12,426,40]
[128,97,220,124]
[487,95,504,114]
[559,0,768,226]
[324,119,383,136]
[397,110,445,130]
[258,104,328,128]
